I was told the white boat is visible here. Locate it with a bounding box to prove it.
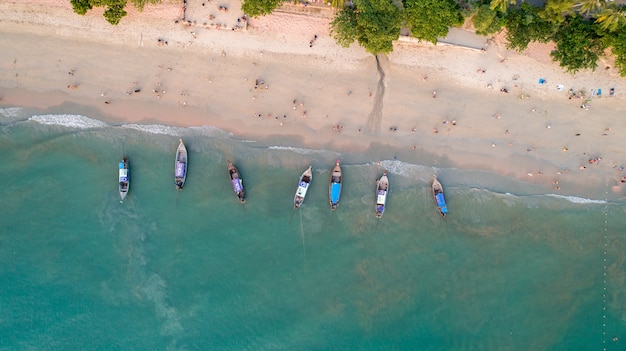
[118,156,129,201]
[432,176,448,217]
[375,170,389,218]
[175,139,188,190]
[294,166,312,209]
[228,160,246,204]
[329,161,342,210]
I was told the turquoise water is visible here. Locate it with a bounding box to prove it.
[1,105,625,350]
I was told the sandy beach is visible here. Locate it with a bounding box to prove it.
[2,0,626,198]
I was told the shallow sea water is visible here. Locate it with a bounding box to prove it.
[1,106,625,350]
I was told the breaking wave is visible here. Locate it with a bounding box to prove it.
[29,114,108,129]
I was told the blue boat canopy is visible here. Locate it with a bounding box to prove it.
[330,183,341,203]
[436,193,448,213]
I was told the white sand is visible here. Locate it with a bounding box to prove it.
[1,0,626,198]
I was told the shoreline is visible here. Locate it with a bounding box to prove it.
[2,0,626,200]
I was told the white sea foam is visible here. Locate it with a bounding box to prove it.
[0,107,23,119]
[547,194,606,204]
[374,159,435,178]
[189,125,230,137]
[29,114,108,129]
[268,146,340,156]
[121,123,186,136]
[489,192,605,205]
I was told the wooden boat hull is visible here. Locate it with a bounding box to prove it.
[119,157,129,201]
[228,160,246,203]
[294,166,312,209]
[329,161,342,210]
[432,176,448,217]
[375,171,389,218]
[175,139,188,190]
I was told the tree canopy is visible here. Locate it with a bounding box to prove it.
[500,1,625,76]
[539,0,576,24]
[330,0,403,54]
[70,0,159,24]
[596,5,626,32]
[472,4,504,36]
[489,0,516,13]
[606,27,626,76]
[403,0,464,44]
[504,2,555,51]
[241,0,283,17]
[550,15,606,73]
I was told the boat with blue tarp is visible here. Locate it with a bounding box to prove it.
[432,176,448,217]
[329,161,342,210]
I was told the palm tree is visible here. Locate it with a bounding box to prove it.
[596,5,626,32]
[489,0,517,13]
[571,0,605,16]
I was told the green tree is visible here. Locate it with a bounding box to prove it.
[595,5,626,32]
[489,0,516,13]
[540,0,575,23]
[605,27,626,76]
[331,5,360,47]
[330,0,403,54]
[241,0,283,17]
[129,0,161,11]
[505,2,555,51]
[472,4,503,35]
[103,3,127,25]
[404,0,464,44]
[70,0,160,24]
[70,0,92,15]
[550,15,606,72]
